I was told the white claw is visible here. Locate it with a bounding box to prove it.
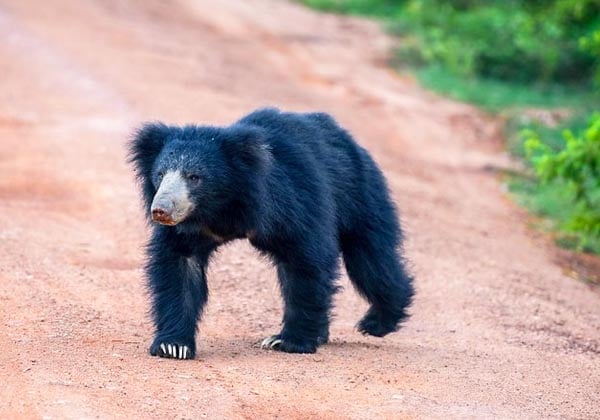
[179,346,183,359]
[160,343,166,354]
[261,336,283,349]
[168,344,173,356]
[183,347,188,359]
[261,337,272,349]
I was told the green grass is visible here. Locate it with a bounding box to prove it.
[413,66,598,113]
[509,175,600,254]
[300,0,403,17]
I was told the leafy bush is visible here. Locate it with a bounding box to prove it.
[396,0,600,84]
[523,115,600,252]
[580,29,600,85]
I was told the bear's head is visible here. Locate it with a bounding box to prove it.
[129,122,271,228]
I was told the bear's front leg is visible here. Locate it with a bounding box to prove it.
[262,261,339,353]
[146,227,214,360]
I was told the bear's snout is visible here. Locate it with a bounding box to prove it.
[150,170,194,226]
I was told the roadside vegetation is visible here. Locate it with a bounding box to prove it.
[301,0,600,255]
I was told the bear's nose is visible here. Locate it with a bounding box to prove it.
[151,199,175,224]
[152,208,168,219]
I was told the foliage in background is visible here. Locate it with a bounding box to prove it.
[518,116,600,253]
[301,0,600,256]
[580,29,600,85]
[396,0,600,85]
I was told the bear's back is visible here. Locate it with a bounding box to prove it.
[236,108,363,170]
[237,108,381,233]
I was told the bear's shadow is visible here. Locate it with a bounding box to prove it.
[195,336,402,360]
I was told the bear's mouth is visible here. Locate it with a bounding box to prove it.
[151,214,179,226]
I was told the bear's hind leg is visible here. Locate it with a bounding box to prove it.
[341,228,414,337]
[262,260,339,353]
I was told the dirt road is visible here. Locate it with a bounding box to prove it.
[0,1,598,418]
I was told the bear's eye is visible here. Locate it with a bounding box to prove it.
[187,174,200,182]
[157,171,164,180]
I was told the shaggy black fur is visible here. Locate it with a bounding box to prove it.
[129,108,414,358]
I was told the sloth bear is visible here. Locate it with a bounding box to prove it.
[129,108,414,359]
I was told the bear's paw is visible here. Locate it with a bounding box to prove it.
[150,339,195,360]
[260,334,317,354]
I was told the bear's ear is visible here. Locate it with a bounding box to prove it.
[128,122,170,210]
[221,125,271,171]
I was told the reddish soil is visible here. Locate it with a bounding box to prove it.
[0,1,598,418]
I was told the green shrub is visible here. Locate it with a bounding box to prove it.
[397,0,600,84]
[580,29,600,85]
[523,114,600,251]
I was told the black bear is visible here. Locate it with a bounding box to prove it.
[129,108,414,359]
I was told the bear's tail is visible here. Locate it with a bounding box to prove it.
[341,223,414,337]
